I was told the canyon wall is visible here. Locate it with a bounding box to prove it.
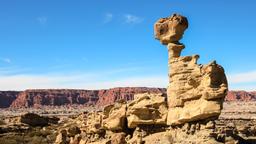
[0,91,19,108]
[0,89,255,108]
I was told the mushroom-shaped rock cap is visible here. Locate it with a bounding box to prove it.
[154,13,188,45]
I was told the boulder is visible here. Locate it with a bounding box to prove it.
[154,13,188,45]
[126,93,168,128]
[103,100,126,131]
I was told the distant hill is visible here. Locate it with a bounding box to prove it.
[0,88,255,108]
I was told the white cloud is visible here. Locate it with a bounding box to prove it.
[103,13,113,23]
[228,84,256,92]
[227,70,256,91]
[227,70,256,84]
[0,66,167,90]
[76,76,167,90]
[0,73,167,91]
[124,14,143,24]
[37,16,47,25]
[1,58,11,64]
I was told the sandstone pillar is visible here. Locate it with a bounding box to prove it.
[154,13,228,125]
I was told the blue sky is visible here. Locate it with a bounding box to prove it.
[0,0,256,91]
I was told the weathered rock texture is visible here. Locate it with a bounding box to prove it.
[101,93,168,130]
[154,13,188,45]
[154,13,228,125]
[103,100,126,131]
[126,93,168,128]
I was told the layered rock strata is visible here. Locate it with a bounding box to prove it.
[9,87,165,108]
[154,13,228,125]
[0,90,255,108]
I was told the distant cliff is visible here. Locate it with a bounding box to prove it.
[8,87,165,108]
[10,89,99,108]
[0,91,19,108]
[226,90,256,101]
[0,88,255,108]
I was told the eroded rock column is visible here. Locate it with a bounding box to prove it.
[154,13,228,125]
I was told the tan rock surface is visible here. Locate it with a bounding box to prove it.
[154,13,188,44]
[84,112,104,134]
[154,13,228,125]
[126,93,168,128]
[103,101,126,131]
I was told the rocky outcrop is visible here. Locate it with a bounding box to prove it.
[0,91,19,108]
[126,93,168,128]
[154,13,228,125]
[103,100,127,131]
[84,111,104,134]
[101,93,168,131]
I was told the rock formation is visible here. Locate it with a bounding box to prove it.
[103,100,127,131]
[126,93,167,128]
[1,13,255,144]
[154,13,228,125]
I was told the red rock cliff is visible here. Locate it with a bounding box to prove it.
[0,91,19,108]
[10,89,99,108]
[226,90,256,101]
[96,87,166,106]
[9,87,166,108]
[0,88,255,108]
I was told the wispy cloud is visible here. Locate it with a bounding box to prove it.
[227,70,256,91]
[37,16,47,25]
[103,13,113,23]
[0,73,167,91]
[227,70,256,84]
[1,58,11,64]
[0,66,166,90]
[1,65,256,91]
[124,14,143,24]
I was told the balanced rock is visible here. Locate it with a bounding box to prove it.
[154,13,228,125]
[126,93,168,128]
[154,13,188,45]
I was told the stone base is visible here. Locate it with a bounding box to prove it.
[167,98,221,125]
